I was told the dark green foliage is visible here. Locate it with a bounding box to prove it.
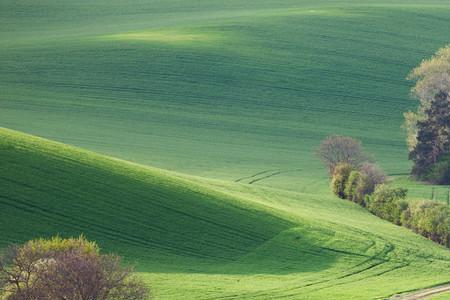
[410,91,450,183]
[426,156,450,185]
[367,185,408,224]
[331,163,354,199]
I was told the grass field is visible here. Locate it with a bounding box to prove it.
[2,127,450,299]
[432,291,450,300]
[2,1,450,192]
[2,0,450,299]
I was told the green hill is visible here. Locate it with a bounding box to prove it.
[1,127,450,299]
[2,1,450,298]
[2,1,450,192]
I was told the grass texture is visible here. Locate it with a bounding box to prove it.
[1,128,450,299]
[2,1,450,192]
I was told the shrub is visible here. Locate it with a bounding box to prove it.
[367,185,408,224]
[316,136,368,174]
[0,236,150,300]
[331,163,353,198]
[354,174,374,206]
[345,171,361,203]
[402,200,450,245]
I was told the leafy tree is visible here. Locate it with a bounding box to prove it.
[0,236,150,300]
[405,45,450,150]
[405,45,450,183]
[410,91,450,181]
[316,136,368,174]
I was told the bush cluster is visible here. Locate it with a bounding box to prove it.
[331,164,449,247]
[321,135,449,247]
[402,200,450,245]
[331,162,385,206]
[367,185,408,225]
[365,184,449,247]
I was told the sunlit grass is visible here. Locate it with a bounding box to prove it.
[102,29,222,44]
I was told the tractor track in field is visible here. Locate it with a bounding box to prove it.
[235,169,302,184]
[235,170,277,183]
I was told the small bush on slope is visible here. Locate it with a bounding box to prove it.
[345,170,362,204]
[402,201,450,245]
[331,163,354,199]
[367,185,408,225]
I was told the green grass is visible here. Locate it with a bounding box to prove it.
[2,127,450,299]
[2,1,450,298]
[2,1,450,192]
[389,176,450,203]
[431,291,450,299]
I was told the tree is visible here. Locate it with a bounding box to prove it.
[316,136,368,174]
[408,45,450,106]
[409,91,450,180]
[0,236,150,300]
[405,45,450,149]
[405,45,450,183]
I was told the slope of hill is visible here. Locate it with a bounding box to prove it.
[1,128,450,299]
[2,1,450,192]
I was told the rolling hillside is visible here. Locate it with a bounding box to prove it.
[2,1,450,192]
[2,127,450,299]
[2,1,450,299]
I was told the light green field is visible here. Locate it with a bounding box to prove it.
[2,0,450,299]
[2,128,450,299]
[431,291,450,300]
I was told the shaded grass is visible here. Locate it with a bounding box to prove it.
[2,128,450,299]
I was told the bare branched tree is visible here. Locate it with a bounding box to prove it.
[316,135,369,174]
